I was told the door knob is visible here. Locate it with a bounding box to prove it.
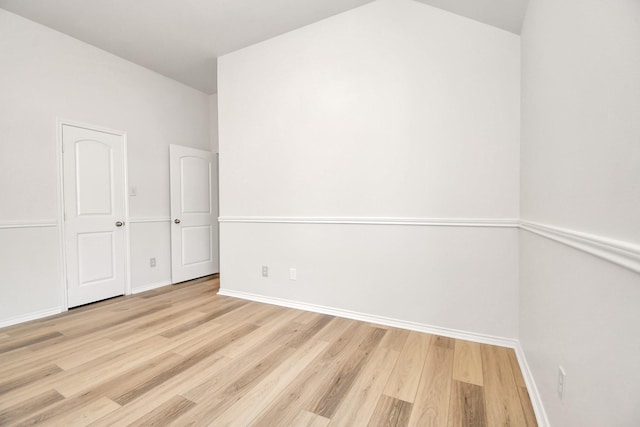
[174,219,181,224]
[115,221,124,227]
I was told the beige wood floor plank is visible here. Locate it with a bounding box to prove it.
[447,380,487,427]
[313,316,357,343]
[0,364,63,396]
[516,384,538,426]
[168,320,244,357]
[328,346,400,427]
[368,394,413,427]
[283,314,335,349]
[507,348,525,388]
[291,310,325,324]
[111,323,258,406]
[127,395,196,427]
[207,339,328,426]
[505,350,537,426]
[48,396,120,427]
[408,345,454,427]
[292,410,331,427]
[182,344,292,404]
[250,322,372,426]
[180,344,298,422]
[217,307,303,359]
[308,327,387,418]
[182,312,336,405]
[452,340,484,386]
[101,352,187,405]
[383,331,433,402]
[12,388,106,426]
[0,389,64,425]
[87,353,230,427]
[481,344,527,427]
[0,277,537,426]
[55,301,172,336]
[433,336,455,349]
[104,297,219,341]
[209,300,278,326]
[0,333,109,375]
[158,298,247,339]
[379,327,409,352]
[53,335,172,397]
[0,331,63,354]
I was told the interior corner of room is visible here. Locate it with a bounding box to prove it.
[0,0,638,426]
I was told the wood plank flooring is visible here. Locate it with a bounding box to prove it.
[0,276,537,426]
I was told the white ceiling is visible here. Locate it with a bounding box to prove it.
[0,0,529,94]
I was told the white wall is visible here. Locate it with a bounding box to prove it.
[520,0,640,425]
[0,9,212,324]
[218,0,521,339]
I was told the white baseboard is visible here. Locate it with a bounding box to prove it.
[0,307,65,328]
[513,342,550,427]
[218,287,548,426]
[218,288,517,347]
[130,280,172,294]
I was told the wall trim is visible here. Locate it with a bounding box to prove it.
[130,280,172,294]
[514,342,551,427]
[0,307,65,329]
[218,288,518,347]
[219,216,519,228]
[520,220,640,274]
[220,217,638,273]
[0,220,58,229]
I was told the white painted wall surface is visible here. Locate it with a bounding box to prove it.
[220,0,520,219]
[219,0,520,338]
[520,0,640,425]
[0,9,212,324]
[223,223,520,338]
[0,227,61,323]
[520,0,640,243]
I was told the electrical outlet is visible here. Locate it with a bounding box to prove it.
[262,265,269,277]
[558,366,566,400]
[289,268,297,280]
[150,258,156,267]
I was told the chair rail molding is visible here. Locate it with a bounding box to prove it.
[520,220,640,274]
[218,216,519,227]
[0,220,58,229]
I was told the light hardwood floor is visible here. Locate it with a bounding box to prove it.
[0,276,537,426]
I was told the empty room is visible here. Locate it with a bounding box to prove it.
[0,0,638,425]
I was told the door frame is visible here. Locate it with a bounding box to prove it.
[56,119,131,310]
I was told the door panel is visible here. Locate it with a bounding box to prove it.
[182,225,212,265]
[63,124,126,307]
[76,141,113,215]
[181,157,211,213]
[170,145,216,283]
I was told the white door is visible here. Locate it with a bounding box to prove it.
[63,124,127,307]
[170,145,216,283]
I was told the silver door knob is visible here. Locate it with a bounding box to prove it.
[174,219,181,224]
[115,221,124,227]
